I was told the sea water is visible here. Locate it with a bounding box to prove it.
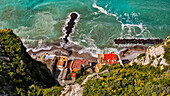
[0,0,170,53]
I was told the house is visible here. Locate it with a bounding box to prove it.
[71,59,82,72]
[103,52,123,66]
[98,54,105,65]
[71,59,89,72]
[104,52,118,64]
[94,63,102,73]
[71,73,76,81]
[56,56,67,69]
[94,52,124,73]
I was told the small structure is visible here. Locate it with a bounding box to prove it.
[84,62,93,74]
[44,55,56,59]
[94,63,102,73]
[81,59,88,65]
[61,68,68,82]
[71,73,76,81]
[98,54,105,65]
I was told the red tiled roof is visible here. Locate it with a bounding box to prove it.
[104,52,118,64]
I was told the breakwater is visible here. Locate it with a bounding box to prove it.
[114,39,163,44]
[63,12,79,44]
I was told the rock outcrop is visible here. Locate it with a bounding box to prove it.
[130,35,170,68]
[119,45,147,60]
[0,29,55,95]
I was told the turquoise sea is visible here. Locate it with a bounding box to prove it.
[0,0,170,51]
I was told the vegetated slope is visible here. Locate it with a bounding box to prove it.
[130,35,170,67]
[0,29,56,95]
[83,36,170,96]
[83,64,170,96]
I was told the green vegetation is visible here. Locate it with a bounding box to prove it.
[83,63,170,96]
[164,40,170,64]
[137,53,145,60]
[99,65,110,72]
[0,29,57,95]
[1,29,169,95]
[17,85,63,96]
[75,74,89,84]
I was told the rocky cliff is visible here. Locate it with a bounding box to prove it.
[0,29,55,95]
[130,35,170,68]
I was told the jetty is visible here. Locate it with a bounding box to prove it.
[114,38,163,44]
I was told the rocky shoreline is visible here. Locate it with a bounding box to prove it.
[28,43,98,62]
[27,43,147,64]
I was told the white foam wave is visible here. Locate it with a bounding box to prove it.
[33,2,57,9]
[26,46,52,52]
[92,1,152,38]
[78,47,120,58]
[78,47,102,58]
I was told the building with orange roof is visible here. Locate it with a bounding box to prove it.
[94,63,102,73]
[56,56,67,69]
[71,59,82,72]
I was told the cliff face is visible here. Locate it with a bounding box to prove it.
[130,35,170,68]
[0,29,55,95]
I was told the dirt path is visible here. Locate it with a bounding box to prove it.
[61,73,97,96]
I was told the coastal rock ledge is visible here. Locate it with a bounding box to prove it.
[130,35,170,68]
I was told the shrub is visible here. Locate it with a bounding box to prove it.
[137,53,146,59]
[83,63,170,95]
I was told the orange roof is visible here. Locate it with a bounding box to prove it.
[96,64,102,69]
[94,67,99,73]
[94,64,102,73]
[72,68,80,72]
[57,56,67,66]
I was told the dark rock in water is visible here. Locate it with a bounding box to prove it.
[63,12,79,44]
[70,13,78,20]
[114,38,163,44]
[0,29,56,95]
